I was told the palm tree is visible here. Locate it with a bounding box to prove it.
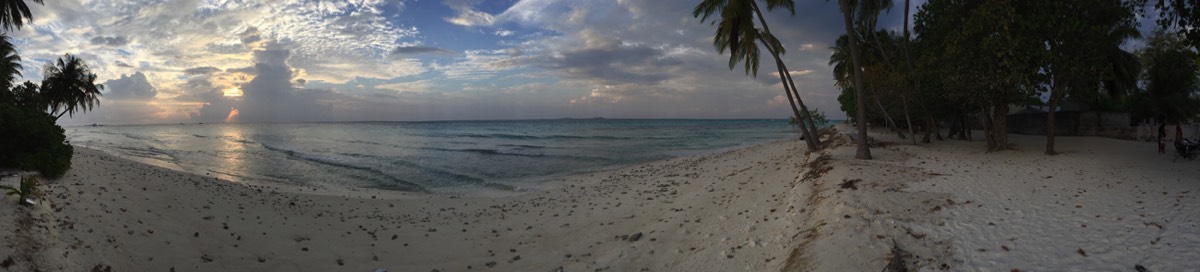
[837,0,873,159]
[0,34,21,90]
[694,0,822,150]
[0,0,43,32]
[830,33,906,139]
[41,54,103,119]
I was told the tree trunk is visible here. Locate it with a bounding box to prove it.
[872,89,904,138]
[991,103,1010,151]
[781,64,822,145]
[902,95,916,145]
[981,105,993,148]
[840,0,873,159]
[749,1,820,150]
[929,111,943,141]
[768,54,818,150]
[961,109,972,141]
[1045,78,1068,155]
[947,114,960,139]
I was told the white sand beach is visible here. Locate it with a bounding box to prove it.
[1,127,1198,271]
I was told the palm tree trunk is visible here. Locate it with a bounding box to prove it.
[773,60,818,150]
[781,64,822,144]
[902,95,916,145]
[749,1,821,148]
[872,90,904,138]
[840,0,872,159]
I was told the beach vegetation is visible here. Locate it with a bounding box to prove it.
[0,175,41,206]
[1133,0,1200,48]
[41,54,104,119]
[833,0,875,159]
[0,102,73,178]
[1028,0,1139,155]
[0,0,42,32]
[1132,30,1200,124]
[0,1,88,179]
[693,0,824,151]
[831,0,1160,153]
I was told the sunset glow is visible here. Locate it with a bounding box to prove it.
[223,87,243,97]
[224,107,240,122]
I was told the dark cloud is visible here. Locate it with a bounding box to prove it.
[89,35,130,46]
[102,72,157,100]
[224,66,255,74]
[114,61,133,67]
[205,43,247,54]
[239,27,263,46]
[523,35,681,85]
[183,66,220,75]
[197,48,330,123]
[391,46,455,56]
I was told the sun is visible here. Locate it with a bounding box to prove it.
[223,87,243,97]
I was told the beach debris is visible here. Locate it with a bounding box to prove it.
[1076,248,1087,257]
[1136,264,1148,272]
[336,258,344,266]
[90,264,113,272]
[840,179,861,190]
[0,257,12,268]
[881,239,911,272]
[485,261,497,268]
[629,232,644,242]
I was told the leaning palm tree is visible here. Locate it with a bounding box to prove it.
[41,54,103,119]
[0,34,22,90]
[694,0,821,150]
[0,0,43,32]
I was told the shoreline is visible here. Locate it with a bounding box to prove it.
[2,132,826,271]
[5,126,1195,271]
[69,135,795,200]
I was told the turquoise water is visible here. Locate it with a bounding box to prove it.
[66,119,795,193]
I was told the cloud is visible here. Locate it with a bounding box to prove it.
[444,0,495,27]
[51,0,863,125]
[183,66,220,75]
[102,72,157,100]
[376,80,433,94]
[89,35,129,46]
[391,46,455,56]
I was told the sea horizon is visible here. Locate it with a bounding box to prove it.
[65,119,814,194]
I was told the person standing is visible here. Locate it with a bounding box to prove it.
[1176,122,1185,144]
[1158,123,1167,154]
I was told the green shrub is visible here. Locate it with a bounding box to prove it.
[0,103,72,178]
[0,175,41,205]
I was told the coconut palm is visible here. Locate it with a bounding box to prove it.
[41,54,103,119]
[694,0,822,150]
[0,0,43,32]
[0,34,21,90]
[835,0,873,159]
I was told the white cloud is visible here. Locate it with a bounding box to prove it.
[444,0,495,27]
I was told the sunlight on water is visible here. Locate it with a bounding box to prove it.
[66,119,793,193]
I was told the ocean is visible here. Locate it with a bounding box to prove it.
[65,119,798,193]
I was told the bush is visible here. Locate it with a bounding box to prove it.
[0,103,72,178]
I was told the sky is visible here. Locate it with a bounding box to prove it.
[11,0,925,124]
